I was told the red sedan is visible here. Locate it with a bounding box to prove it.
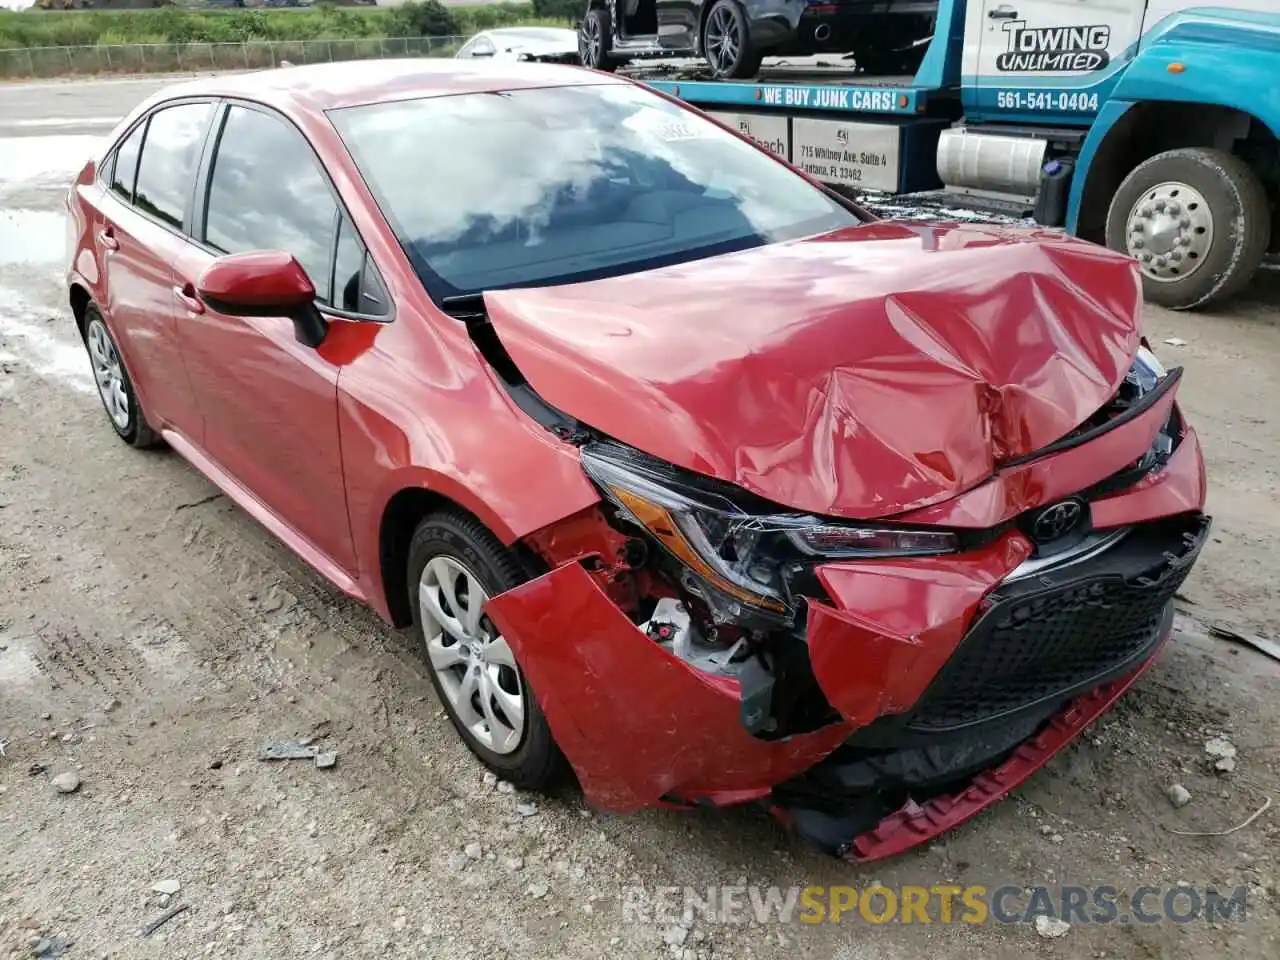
[65,60,1209,861]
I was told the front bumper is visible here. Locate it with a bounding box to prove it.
[483,407,1209,858]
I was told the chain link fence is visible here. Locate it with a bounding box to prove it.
[0,36,470,80]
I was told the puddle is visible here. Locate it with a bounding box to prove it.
[0,633,44,688]
[0,209,67,266]
[0,134,102,188]
[0,289,94,395]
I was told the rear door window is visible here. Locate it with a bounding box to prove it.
[132,102,214,229]
[202,105,338,305]
[108,121,146,202]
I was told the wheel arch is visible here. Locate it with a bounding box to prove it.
[1068,100,1276,245]
[69,282,92,339]
[377,482,557,629]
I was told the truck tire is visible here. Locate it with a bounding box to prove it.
[1105,147,1270,311]
[579,7,619,73]
[702,0,763,80]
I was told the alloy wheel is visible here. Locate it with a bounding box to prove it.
[705,6,741,75]
[581,16,601,67]
[418,555,526,755]
[86,317,130,430]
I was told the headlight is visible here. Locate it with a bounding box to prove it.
[580,445,959,619]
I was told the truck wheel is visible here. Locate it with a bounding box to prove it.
[1105,147,1270,310]
[702,0,763,79]
[579,7,619,72]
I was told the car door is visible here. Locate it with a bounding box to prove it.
[93,101,213,436]
[170,101,362,574]
[965,0,1147,122]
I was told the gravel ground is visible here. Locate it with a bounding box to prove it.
[1,76,1279,960]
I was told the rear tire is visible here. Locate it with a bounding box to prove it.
[701,0,763,80]
[408,510,567,791]
[1105,147,1270,311]
[580,7,620,73]
[82,303,161,449]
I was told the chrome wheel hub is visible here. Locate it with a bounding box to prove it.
[86,318,129,430]
[580,18,600,66]
[418,556,524,755]
[1125,181,1213,283]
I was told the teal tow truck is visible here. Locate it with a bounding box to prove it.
[584,0,1280,310]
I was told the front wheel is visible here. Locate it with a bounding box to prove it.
[1105,147,1270,310]
[701,0,763,80]
[409,510,567,790]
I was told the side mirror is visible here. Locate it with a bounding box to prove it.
[197,250,328,348]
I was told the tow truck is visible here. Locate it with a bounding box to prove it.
[594,0,1280,310]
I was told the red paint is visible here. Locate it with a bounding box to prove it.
[484,561,855,812]
[806,532,1033,726]
[196,250,316,308]
[484,222,1142,519]
[64,61,1211,859]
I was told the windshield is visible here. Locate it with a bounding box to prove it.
[330,81,862,301]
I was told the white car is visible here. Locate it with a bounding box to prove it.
[454,27,581,64]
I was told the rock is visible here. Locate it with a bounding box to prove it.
[51,771,80,794]
[1039,825,1054,836]
[1204,737,1237,760]
[1167,784,1192,808]
[496,781,515,794]
[152,879,181,896]
[1034,915,1070,939]
[209,759,223,770]
[664,925,691,948]
[39,712,51,721]
[306,821,319,839]
[1050,834,1064,844]
[503,857,524,872]
[1215,757,1236,775]
[516,802,538,818]
[464,843,483,860]
[482,772,497,787]
[527,882,549,899]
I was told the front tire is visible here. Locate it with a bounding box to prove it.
[702,0,763,80]
[82,304,160,448]
[1105,147,1270,310]
[408,510,566,790]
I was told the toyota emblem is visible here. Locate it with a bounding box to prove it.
[1031,500,1085,543]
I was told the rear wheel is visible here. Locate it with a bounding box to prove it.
[408,510,566,790]
[1105,147,1270,310]
[579,7,620,72]
[702,0,762,80]
[83,304,160,448]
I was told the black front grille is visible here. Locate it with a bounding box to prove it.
[879,513,1210,737]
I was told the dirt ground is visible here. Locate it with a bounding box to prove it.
[1,76,1279,960]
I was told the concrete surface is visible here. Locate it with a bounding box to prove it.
[1,74,1279,960]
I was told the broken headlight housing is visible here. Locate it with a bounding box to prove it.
[580,443,958,621]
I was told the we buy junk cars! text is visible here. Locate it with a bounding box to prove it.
[65,60,1210,862]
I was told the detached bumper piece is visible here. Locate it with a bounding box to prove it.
[769,511,1210,859]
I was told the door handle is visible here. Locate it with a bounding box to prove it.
[98,225,119,251]
[174,284,205,315]
[989,7,1018,18]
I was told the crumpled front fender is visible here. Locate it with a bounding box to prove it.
[483,562,854,812]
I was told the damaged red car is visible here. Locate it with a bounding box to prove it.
[67,60,1210,861]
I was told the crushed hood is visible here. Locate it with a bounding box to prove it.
[483,222,1143,519]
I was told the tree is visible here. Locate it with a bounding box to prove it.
[531,0,583,25]
[387,0,460,39]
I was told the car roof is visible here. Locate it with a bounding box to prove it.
[153,58,623,114]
